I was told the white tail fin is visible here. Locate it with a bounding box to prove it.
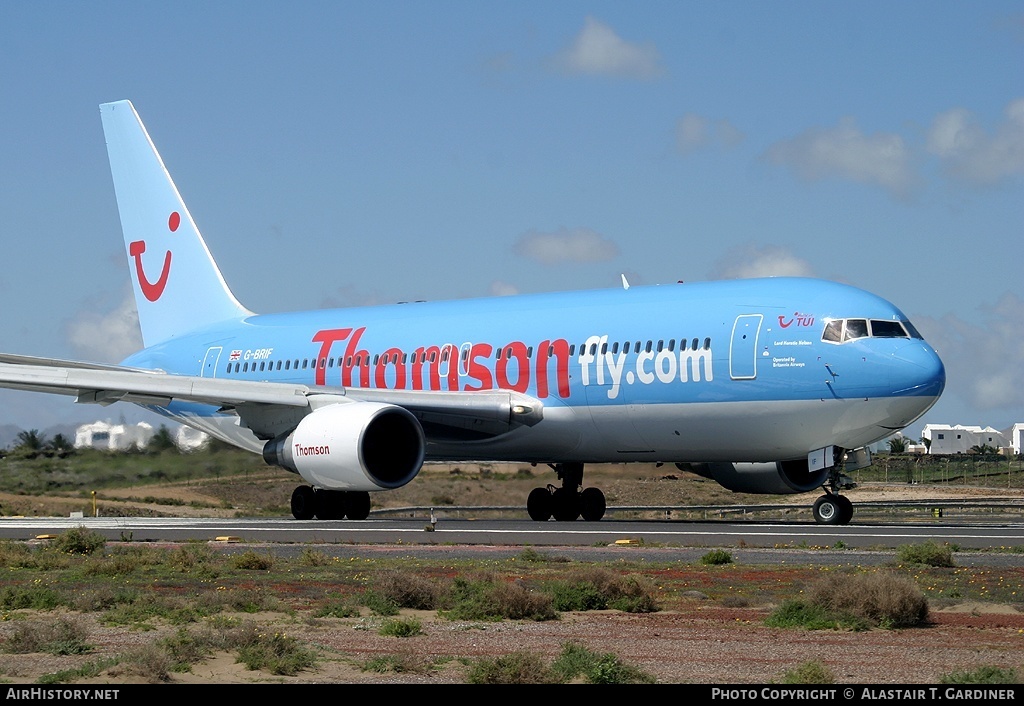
[100,100,251,347]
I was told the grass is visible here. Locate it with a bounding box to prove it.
[939,665,1019,684]
[779,660,836,684]
[465,642,657,684]
[897,540,956,567]
[766,570,929,630]
[3,445,1024,521]
[700,549,733,565]
[0,527,1021,684]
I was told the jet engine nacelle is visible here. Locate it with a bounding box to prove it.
[262,402,425,491]
[680,460,829,495]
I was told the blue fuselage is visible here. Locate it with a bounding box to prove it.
[123,277,945,463]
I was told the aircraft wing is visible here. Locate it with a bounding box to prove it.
[0,354,543,441]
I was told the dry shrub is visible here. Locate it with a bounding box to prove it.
[119,643,173,682]
[467,650,559,684]
[490,580,557,621]
[372,569,444,610]
[805,570,928,628]
[362,645,437,674]
[562,567,659,613]
[3,615,91,654]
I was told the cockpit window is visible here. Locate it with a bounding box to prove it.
[822,320,842,342]
[822,317,920,344]
[844,319,868,341]
[902,320,923,339]
[870,320,907,338]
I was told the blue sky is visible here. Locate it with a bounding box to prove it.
[0,2,1021,439]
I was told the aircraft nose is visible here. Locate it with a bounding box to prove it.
[891,341,946,397]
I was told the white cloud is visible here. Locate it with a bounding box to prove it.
[65,290,142,363]
[927,98,1024,185]
[913,292,1024,415]
[514,227,620,265]
[489,280,519,297]
[553,17,662,79]
[764,117,916,198]
[709,244,815,280]
[675,113,745,155]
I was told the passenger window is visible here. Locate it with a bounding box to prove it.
[691,338,699,351]
[668,339,675,352]
[704,337,711,350]
[844,320,868,341]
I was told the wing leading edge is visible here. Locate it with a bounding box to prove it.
[0,355,543,442]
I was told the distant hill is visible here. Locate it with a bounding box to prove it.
[0,425,21,450]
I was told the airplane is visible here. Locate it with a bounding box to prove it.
[0,100,945,525]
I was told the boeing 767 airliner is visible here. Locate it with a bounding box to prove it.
[0,100,945,525]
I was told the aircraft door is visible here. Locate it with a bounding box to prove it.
[201,346,223,378]
[729,314,762,380]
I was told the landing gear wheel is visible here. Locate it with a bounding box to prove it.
[835,494,854,525]
[527,487,553,521]
[812,494,846,525]
[580,487,606,521]
[291,485,316,520]
[552,487,581,521]
[344,491,371,520]
[315,489,344,520]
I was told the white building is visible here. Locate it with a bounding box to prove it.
[74,420,209,452]
[74,420,155,451]
[174,425,209,451]
[1012,423,1024,456]
[919,424,1011,455]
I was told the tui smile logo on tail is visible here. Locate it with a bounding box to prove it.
[129,212,177,301]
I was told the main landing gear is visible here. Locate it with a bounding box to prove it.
[290,485,371,521]
[526,462,607,521]
[812,492,853,525]
[811,460,857,525]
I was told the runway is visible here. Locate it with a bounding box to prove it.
[3,514,1024,553]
